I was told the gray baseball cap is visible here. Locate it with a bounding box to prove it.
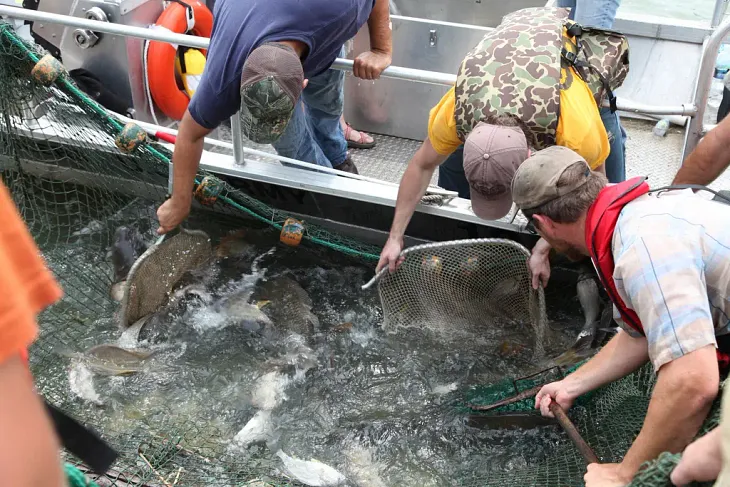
[239,43,304,144]
[511,146,591,211]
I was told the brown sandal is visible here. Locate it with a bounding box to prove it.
[344,123,376,149]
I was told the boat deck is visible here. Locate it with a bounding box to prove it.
[211,114,730,230]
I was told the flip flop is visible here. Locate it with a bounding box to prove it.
[345,123,376,149]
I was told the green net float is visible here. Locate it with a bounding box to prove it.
[194,176,224,206]
[280,218,305,247]
[421,255,442,275]
[31,54,65,86]
[114,122,147,153]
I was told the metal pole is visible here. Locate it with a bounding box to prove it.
[682,17,730,161]
[0,5,704,117]
[330,58,455,86]
[602,99,697,116]
[0,5,456,86]
[712,0,729,28]
[229,114,244,166]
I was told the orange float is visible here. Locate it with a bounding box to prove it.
[147,0,213,121]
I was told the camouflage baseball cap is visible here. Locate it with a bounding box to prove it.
[511,146,591,211]
[463,123,529,220]
[239,43,304,144]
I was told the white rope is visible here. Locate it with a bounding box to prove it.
[142,38,160,127]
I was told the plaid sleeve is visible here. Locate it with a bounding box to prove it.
[613,235,716,371]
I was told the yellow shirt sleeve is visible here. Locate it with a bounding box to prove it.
[427,86,463,156]
[555,67,610,170]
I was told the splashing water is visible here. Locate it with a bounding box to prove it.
[36,202,583,486]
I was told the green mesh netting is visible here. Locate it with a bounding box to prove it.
[0,20,376,487]
[0,20,724,487]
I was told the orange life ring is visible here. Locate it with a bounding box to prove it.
[147,0,213,121]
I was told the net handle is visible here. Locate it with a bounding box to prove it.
[361,238,532,290]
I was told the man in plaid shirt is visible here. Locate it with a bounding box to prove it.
[511,145,730,487]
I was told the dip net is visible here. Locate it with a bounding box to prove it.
[372,239,546,360]
[0,20,721,487]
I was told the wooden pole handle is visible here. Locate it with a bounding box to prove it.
[549,402,600,465]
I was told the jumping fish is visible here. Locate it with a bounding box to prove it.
[59,344,155,376]
[554,275,615,366]
[109,226,148,302]
[214,289,273,333]
[275,450,347,487]
[254,275,320,337]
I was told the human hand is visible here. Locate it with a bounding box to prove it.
[670,428,722,486]
[528,238,552,289]
[156,197,190,235]
[584,463,633,487]
[353,50,392,80]
[376,236,404,273]
[534,380,576,418]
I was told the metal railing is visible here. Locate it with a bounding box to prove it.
[682,16,730,160]
[0,4,728,166]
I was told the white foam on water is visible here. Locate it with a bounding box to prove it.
[250,371,291,411]
[430,382,458,395]
[343,441,388,487]
[68,361,103,406]
[230,410,273,450]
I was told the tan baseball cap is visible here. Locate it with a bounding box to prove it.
[511,145,591,211]
[463,123,529,220]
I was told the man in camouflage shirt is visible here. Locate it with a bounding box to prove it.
[377,6,629,274]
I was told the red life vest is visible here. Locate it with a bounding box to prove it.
[585,177,648,335]
[584,177,730,370]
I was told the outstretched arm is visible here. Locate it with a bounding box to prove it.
[673,114,730,185]
[535,330,649,416]
[156,110,213,234]
[616,345,719,482]
[377,138,448,272]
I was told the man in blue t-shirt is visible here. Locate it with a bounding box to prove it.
[157,0,392,235]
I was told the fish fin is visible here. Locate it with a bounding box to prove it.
[54,345,80,359]
[255,300,270,309]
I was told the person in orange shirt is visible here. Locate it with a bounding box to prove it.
[0,179,66,487]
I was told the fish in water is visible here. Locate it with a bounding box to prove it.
[554,275,616,366]
[232,410,274,449]
[214,289,273,333]
[59,344,155,376]
[110,226,148,302]
[254,275,320,337]
[275,450,347,487]
[215,229,256,259]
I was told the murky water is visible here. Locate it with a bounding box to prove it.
[33,198,583,486]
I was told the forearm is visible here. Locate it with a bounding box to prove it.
[0,356,65,487]
[532,238,551,257]
[621,346,719,476]
[563,331,648,397]
[673,116,730,185]
[367,0,392,55]
[170,112,209,204]
[388,140,444,240]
